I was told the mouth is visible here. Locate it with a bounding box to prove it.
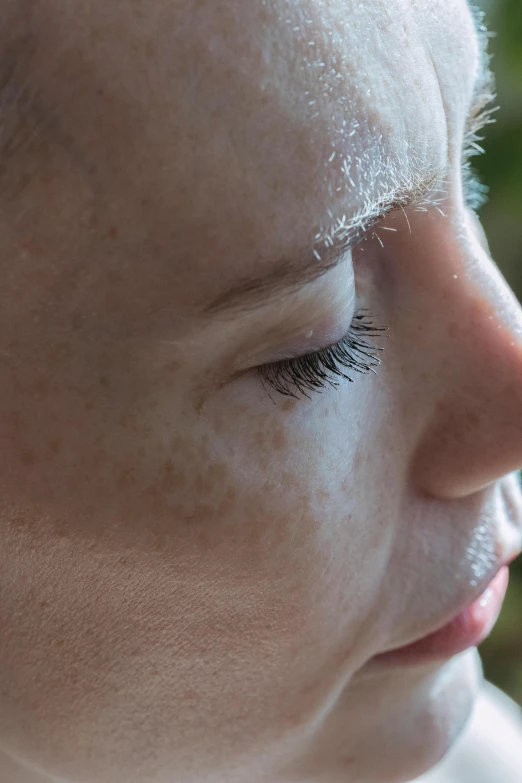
[368,549,521,668]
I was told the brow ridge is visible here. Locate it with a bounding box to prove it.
[203,171,442,318]
[203,14,494,320]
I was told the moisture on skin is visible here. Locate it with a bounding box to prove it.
[1,2,522,783]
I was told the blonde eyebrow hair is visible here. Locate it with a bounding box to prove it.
[203,169,443,317]
[203,15,496,320]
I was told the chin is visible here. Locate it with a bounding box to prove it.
[359,648,484,783]
[282,648,483,783]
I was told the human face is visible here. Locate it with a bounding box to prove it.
[1,1,522,782]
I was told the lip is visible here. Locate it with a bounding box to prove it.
[368,549,521,668]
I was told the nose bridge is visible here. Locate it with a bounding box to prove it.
[411,216,522,499]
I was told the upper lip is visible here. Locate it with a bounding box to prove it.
[375,478,522,656]
[379,548,522,655]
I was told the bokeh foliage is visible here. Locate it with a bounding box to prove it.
[473,0,522,706]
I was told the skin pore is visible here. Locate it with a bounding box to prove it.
[1,1,522,782]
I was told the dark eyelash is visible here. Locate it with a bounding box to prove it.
[258,309,388,401]
[258,83,497,403]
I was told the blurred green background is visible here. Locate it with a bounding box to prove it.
[474,0,522,706]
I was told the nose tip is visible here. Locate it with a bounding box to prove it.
[411,287,522,499]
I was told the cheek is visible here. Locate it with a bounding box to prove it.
[2,342,396,648]
[0,348,396,781]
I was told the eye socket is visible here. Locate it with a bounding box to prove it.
[258,309,388,400]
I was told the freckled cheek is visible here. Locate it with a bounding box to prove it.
[4,354,379,601]
[2,374,394,739]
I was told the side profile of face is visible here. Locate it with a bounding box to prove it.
[1,1,522,782]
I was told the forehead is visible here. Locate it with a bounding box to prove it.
[9,0,480,315]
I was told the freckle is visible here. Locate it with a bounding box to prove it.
[282,400,297,413]
[21,450,36,466]
[71,314,84,332]
[191,471,209,497]
[273,427,289,451]
[465,411,480,427]
[118,410,137,428]
[85,399,95,411]
[108,224,119,239]
[282,471,299,489]
[99,375,109,388]
[50,437,62,455]
[198,442,210,461]
[217,488,237,516]
[186,504,214,525]
[448,322,459,338]
[49,342,71,362]
[166,361,180,374]
[208,462,230,483]
[66,476,78,492]
[116,466,138,489]
[106,269,124,286]
[170,436,185,455]
[92,447,107,463]
[163,459,174,476]
[161,460,187,490]
[144,485,161,501]
[34,376,50,394]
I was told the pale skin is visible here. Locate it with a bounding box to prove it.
[1,1,522,782]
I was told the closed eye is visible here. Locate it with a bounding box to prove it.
[258,309,388,401]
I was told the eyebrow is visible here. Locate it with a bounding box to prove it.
[203,26,494,319]
[204,171,442,317]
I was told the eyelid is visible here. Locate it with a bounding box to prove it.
[250,294,357,371]
[258,309,388,400]
[232,258,356,367]
[267,289,356,362]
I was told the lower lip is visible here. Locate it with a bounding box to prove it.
[370,566,510,667]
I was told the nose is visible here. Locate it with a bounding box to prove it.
[409,208,522,500]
